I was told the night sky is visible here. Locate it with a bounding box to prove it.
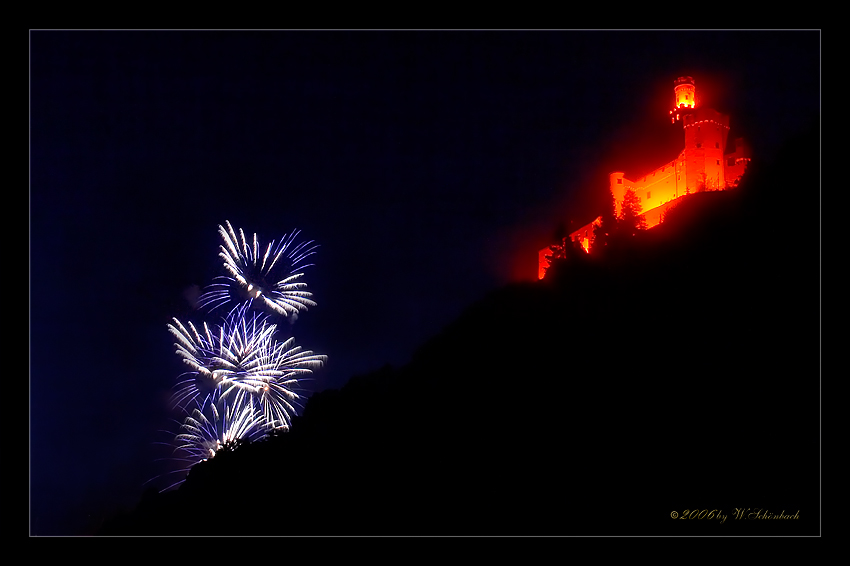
[29,30,820,536]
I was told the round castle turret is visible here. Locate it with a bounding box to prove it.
[671,76,696,124]
[673,76,696,109]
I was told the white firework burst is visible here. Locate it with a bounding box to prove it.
[239,334,327,430]
[166,317,221,409]
[198,220,319,320]
[167,306,326,429]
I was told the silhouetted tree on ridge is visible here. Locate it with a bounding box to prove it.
[618,187,648,234]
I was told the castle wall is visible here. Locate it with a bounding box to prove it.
[642,198,682,229]
[612,151,687,226]
[537,217,602,280]
[724,157,749,187]
[538,248,551,280]
[723,138,751,188]
[612,108,733,221]
[569,216,602,253]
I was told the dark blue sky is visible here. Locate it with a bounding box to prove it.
[29,30,819,535]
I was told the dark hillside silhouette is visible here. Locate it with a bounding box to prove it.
[99,116,819,536]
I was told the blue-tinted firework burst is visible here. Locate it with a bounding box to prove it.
[198,220,319,320]
[167,306,326,430]
[152,221,327,493]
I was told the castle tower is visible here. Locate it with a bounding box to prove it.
[672,76,696,112]
[672,76,729,193]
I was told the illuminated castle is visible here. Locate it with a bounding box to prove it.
[538,76,751,279]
